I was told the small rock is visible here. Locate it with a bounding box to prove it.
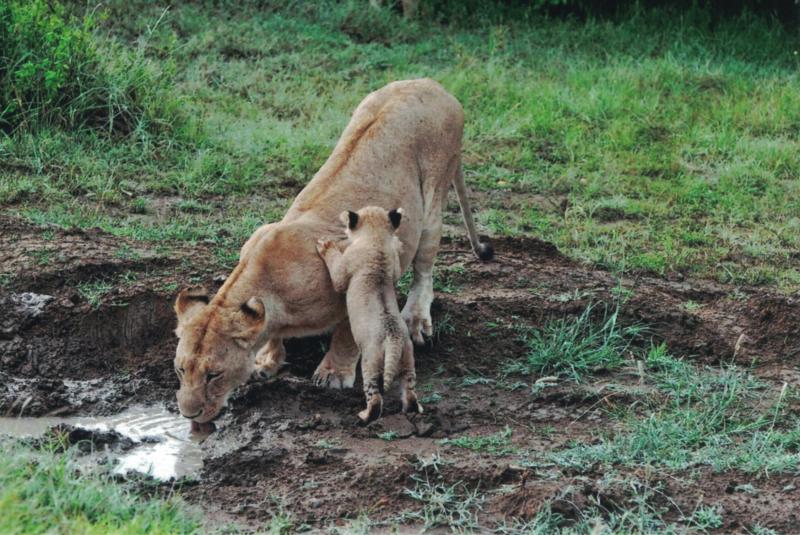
[379,414,415,439]
[414,421,435,437]
[305,450,331,465]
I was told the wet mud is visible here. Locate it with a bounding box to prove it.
[2,214,800,532]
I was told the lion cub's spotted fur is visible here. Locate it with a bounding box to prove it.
[317,206,422,423]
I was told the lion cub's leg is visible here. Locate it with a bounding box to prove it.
[312,320,359,390]
[399,337,422,415]
[358,342,384,424]
[252,338,286,379]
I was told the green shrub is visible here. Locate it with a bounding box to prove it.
[0,0,177,135]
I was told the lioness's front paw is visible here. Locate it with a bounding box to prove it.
[403,309,433,346]
[311,363,356,390]
[252,340,286,380]
[252,361,281,380]
[316,239,335,257]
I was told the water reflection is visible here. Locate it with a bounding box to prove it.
[0,406,208,480]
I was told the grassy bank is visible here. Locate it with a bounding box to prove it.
[0,440,199,534]
[1,1,799,287]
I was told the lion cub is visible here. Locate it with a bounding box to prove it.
[316,206,422,423]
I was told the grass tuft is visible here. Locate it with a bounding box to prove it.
[0,440,199,534]
[551,345,800,475]
[402,475,483,531]
[504,303,644,383]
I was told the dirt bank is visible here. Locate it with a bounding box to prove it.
[2,214,799,532]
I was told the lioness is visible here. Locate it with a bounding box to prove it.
[173,79,492,424]
[317,206,421,423]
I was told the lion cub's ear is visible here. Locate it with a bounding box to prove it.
[388,208,403,230]
[233,297,267,348]
[340,210,359,230]
[175,287,209,336]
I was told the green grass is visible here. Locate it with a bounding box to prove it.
[402,475,483,532]
[440,426,514,456]
[0,440,200,534]
[496,476,725,534]
[1,1,799,286]
[550,344,800,475]
[76,279,115,308]
[504,302,644,383]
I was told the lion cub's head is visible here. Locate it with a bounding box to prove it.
[343,206,403,241]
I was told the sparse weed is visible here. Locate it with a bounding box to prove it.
[115,244,142,261]
[689,505,723,531]
[402,475,483,532]
[414,452,451,473]
[378,431,399,441]
[315,438,341,450]
[504,303,644,383]
[682,300,703,312]
[496,477,723,534]
[460,376,493,387]
[433,312,456,341]
[419,391,443,404]
[28,249,53,266]
[76,280,114,308]
[265,506,296,535]
[440,427,514,456]
[551,344,798,475]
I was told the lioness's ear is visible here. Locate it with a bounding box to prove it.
[339,210,356,230]
[240,297,265,322]
[175,287,209,335]
[388,208,403,229]
[234,297,267,348]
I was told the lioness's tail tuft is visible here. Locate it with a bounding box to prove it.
[477,241,494,261]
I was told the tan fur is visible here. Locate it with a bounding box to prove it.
[173,79,489,423]
[317,206,421,423]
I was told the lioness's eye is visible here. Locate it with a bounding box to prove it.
[175,366,185,377]
[206,371,223,382]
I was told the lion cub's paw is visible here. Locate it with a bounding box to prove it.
[402,391,424,415]
[316,238,336,256]
[357,393,383,425]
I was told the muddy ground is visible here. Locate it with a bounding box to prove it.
[2,212,800,533]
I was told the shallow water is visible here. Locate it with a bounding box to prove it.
[0,406,207,481]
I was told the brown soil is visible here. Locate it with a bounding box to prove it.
[2,214,799,533]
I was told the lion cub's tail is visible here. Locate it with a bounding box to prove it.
[453,164,494,261]
[382,336,403,392]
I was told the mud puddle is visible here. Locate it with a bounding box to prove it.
[0,406,207,481]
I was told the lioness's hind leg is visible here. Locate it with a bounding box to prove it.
[402,213,441,345]
[252,338,286,379]
[358,343,384,424]
[400,337,422,415]
[312,320,359,389]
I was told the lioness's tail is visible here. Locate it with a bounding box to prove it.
[453,163,494,261]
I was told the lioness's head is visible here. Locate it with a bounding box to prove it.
[173,286,266,423]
